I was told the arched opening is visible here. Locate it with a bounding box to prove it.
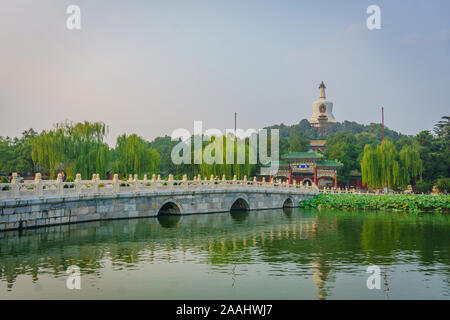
[157,201,181,215]
[283,198,294,208]
[230,198,250,211]
[302,179,312,186]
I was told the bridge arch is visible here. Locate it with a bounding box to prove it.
[229,195,250,211]
[157,198,183,215]
[282,197,294,208]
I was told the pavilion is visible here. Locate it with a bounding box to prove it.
[260,151,343,188]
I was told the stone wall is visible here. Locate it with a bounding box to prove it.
[0,188,316,232]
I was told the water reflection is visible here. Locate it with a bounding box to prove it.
[230,210,249,223]
[157,215,181,228]
[0,209,449,299]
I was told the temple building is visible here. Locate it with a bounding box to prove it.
[309,81,337,128]
[309,140,327,152]
[260,151,343,188]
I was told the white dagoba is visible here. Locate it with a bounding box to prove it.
[309,81,337,127]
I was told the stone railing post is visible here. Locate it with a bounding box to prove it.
[112,174,119,193]
[74,173,82,195]
[34,173,43,197]
[11,173,19,198]
[56,173,63,195]
[168,174,174,190]
[133,174,139,192]
[182,174,188,190]
[92,174,99,194]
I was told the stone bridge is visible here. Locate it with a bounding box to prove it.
[0,173,318,231]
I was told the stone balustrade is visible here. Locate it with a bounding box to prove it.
[0,172,319,201]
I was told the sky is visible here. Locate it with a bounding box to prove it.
[0,0,449,146]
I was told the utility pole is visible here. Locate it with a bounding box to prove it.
[234,112,237,140]
[382,107,385,142]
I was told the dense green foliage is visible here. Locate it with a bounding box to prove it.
[31,121,111,179]
[0,129,37,176]
[0,116,448,190]
[114,134,160,179]
[1,121,160,180]
[361,139,422,189]
[150,134,259,179]
[298,193,450,213]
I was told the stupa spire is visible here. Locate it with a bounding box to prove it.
[319,81,326,99]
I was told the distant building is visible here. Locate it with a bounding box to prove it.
[260,151,343,188]
[309,81,337,128]
[309,140,327,152]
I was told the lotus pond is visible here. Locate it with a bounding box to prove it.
[298,194,450,213]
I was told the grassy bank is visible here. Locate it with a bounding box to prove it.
[298,193,450,213]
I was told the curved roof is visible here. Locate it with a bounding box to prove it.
[282,151,323,159]
[316,160,343,167]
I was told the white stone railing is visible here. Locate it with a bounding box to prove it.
[319,187,400,195]
[0,173,319,200]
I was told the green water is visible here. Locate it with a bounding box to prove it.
[0,208,449,299]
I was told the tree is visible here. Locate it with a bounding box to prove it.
[0,129,37,176]
[361,139,423,189]
[288,136,309,153]
[324,133,359,179]
[31,121,111,179]
[114,134,160,178]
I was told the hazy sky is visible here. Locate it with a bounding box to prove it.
[0,0,449,145]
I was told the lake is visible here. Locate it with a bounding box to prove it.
[0,208,449,299]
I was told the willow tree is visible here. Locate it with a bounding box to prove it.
[31,121,111,179]
[198,134,256,180]
[361,139,423,189]
[31,130,66,179]
[114,134,160,178]
[399,145,423,184]
[361,144,380,188]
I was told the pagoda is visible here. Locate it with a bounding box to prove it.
[309,81,337,128]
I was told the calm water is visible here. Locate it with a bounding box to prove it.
[0,208,449,299]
